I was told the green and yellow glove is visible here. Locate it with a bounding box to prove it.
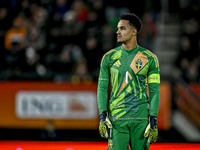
[99,111,112,139]
[144,116,158,144]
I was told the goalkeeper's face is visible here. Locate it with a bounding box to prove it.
[116,20,136,43]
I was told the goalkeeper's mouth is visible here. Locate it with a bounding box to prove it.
[117,35,121,39]
[117,35,122,42]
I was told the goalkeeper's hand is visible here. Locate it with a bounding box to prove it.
[144,116,158,144]
[99,111,112,139]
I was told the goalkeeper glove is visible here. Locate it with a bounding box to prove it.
[99,111,112,139]
[144,116,158,144]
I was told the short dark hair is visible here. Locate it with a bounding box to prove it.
[120,13,142,34]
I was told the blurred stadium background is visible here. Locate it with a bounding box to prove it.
[0,0,200,149]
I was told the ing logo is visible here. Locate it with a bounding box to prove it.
[135,59,143,69]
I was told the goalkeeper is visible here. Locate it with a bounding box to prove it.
[97,13,160,150]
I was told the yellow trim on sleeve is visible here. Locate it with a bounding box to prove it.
[100,49,116,66]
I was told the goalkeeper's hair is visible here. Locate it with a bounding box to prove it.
[120,13,142,34]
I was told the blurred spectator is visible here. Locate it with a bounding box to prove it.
[84,36,102,78]
[0,7,12,45]
[0,7,12,71]
[51,0,70,20]
[105,6,130,30]
[143,0,161,15]
[46,10,64,54]
[0,0,162,81]
[106,0,144,17]
[4,16,26,51]
[184,58,200,83]
[61,0,88,47]
[180,0,200,21]
[62,9,84,43]
[20,22,48,76]
[138,11,156,50]
[87,0,106,25]
[70,0,88,22]
[18,0,31,19]
[83,10,103,41]
[24,23,46,51]
[182,18,199,58]
[71,58,92,84]
[19,47,40,72]
[176,36,193,64]
[101,24,116,52]
[84,11,99,29]
[4,16,27,70]
[40,120,59,140]
[174,22,200,83]
[174,36,191,80]
[46,43,85,74]
[29,2,48,29]
[173,0,200,84]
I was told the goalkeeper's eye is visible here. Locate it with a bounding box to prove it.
[120,26,126,30]
[117,26,126,32]
[121,26,126,30]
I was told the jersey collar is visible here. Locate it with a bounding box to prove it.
[121,45,139,53]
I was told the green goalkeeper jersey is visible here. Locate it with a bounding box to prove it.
[97,45,160,121]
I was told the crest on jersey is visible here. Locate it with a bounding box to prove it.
[135,59,143,69]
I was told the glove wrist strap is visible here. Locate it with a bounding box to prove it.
[150,116,157,128]
[100,111,107,121]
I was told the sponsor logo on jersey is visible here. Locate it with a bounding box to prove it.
[113,60,121,67]
[135,59,143,70]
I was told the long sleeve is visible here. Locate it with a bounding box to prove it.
[147,53,160,117]
[97,54,110,114]
[149,83,160,117]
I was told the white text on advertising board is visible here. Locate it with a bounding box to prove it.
[16,91,97,119]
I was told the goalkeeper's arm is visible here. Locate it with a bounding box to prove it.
[144,82,160,144]
[97,51,111,138]
[144,116,158,144]
[99,111,112,139]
